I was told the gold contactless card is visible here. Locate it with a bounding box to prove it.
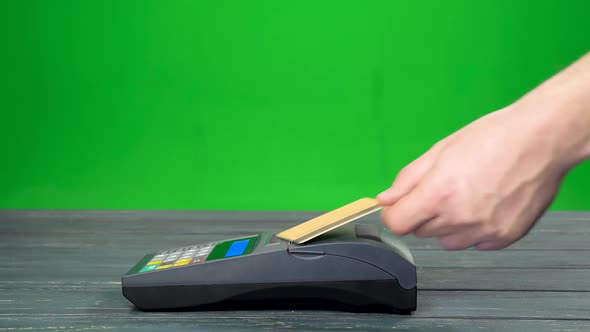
[276,197,382,244]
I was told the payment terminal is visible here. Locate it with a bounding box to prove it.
[122,223,417,313]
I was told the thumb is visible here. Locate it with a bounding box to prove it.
[378,139,448,206]
[377,187,406,206]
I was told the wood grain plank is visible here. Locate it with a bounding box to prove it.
[412,250,590,268]
[1,210,590,330]
[0,224,589,252]
[4,246,589,274]
[2,251,590,291]
[0,282,589,320]
[1,317,589,332]
[1,211,590,251]
[2,246,590,281]
[417,268,590,291]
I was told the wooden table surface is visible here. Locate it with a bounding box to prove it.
[1,210,589,331]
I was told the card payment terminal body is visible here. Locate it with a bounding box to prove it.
[122,223,417,313]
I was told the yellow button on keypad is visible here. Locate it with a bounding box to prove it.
[147,260,162,265]
[156,264,173,270]
[172,258,191,267]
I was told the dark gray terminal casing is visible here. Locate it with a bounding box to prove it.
[122,223,417,313]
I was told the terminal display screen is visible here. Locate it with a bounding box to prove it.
[225,239,250,257]
[206,235,259,261]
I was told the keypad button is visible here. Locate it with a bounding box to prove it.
[139,265,158,273]
[173,258,191,267]
[190,257,206,264]
[154,242,215,266]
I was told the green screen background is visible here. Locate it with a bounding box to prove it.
[1,1,588,210]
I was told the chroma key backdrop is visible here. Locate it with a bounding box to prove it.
[1,1,589,210]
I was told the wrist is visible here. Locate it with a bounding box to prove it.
[509,95,590,171]
[508,52,590,169]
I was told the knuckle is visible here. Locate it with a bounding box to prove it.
[414,217,443,238]
[476,242,499,251]
[431,177,458,204]
[449,210,474,227]
[396,165,412,181]
[438,237,461,251]
[478,240,510,251]
[413,227,429,238]
[494,225,512,241]
[447,206,490,228]
[487,223,520,248]
[381,209,410,235]
[488,225,503,241]
[493,242,511,250]
[390,224,412,236]
[480,223,499,240]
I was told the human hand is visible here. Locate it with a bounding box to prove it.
[378,53,590,250]
[377,106,569,250]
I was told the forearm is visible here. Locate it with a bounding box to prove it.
[510,52,590,169]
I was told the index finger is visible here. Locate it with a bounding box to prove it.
[381,184,438,236]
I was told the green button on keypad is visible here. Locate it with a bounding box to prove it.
[139,264,158,273]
